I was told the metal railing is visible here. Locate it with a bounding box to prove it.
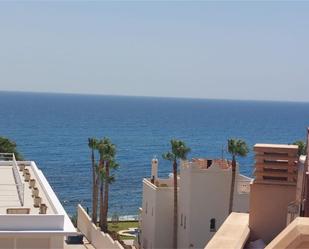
[0,153,25,206]
[12,154,24,206]
[287,201,300,225]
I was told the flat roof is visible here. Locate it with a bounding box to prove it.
[0,164,54,214]
[0,155,76,235]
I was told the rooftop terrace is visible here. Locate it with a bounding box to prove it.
[0,153,76,235]
[0,160,54,215]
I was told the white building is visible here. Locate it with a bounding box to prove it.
[0,153,76,249]
[138,158,252,249]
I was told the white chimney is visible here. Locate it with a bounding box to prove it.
[151,157,158,181]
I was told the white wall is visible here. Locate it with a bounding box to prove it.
[0,236,63,249]
[178,162,250,249]
[153,187,174,249]
[140,161,251,249]
[141,180,156,249]
[0,215,64,230]
[140,179,174,249]
[77,204,124,249]
[233,174,251,213]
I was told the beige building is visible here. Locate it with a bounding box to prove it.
[206,141,309,249]
[138,157,252,249]
[0,153,76,249]
[249,144,299,244]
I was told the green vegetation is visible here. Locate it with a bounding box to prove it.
[97,138,118,232]
[88,137,119,233]
[162,139,191,249]
[227,138,249,214]
[108,221,138,240]
[292,140,306,156]
[70,213,78,228]
[0,136,23,160]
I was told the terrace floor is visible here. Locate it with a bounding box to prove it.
[0,164,54,214]
[0,166,20,209]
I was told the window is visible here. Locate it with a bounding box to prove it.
[210,218,216,232]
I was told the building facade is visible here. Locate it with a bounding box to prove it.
[139,157,252,249]
[205,143,309,249]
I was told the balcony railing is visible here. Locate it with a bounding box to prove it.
[0,153,25,206]
[287,201,299,225]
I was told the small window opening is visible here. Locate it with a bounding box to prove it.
[210,218,216,232]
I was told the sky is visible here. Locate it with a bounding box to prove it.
[0,1,308,102]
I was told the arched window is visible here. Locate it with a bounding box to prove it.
[210,218,216,232]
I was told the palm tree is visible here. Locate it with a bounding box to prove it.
[292,140,306,156]
[227,139,249,214]
[102,159,118,233]
[162,139,191,249]
[97,139,106,230]
[88,138,99,223]
[101,138,117,233]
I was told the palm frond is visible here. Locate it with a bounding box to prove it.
[88,137,98,149]
[171,139,191,160]
[228,138,249,157]
[162,151,175,161]
[293,140,306,156]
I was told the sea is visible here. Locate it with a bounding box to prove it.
[0,91,308,216]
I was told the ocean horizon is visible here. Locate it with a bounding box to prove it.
[0,91,308,216]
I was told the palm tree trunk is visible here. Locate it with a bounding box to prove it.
[173,160,178,249]
[229,155,236,214]
[98,157,104,229]
[102,161,110,233]
[91,149,98,224]
[99,177,104,229]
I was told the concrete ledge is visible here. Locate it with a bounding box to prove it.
[77,204,124,249]
[205,213,249,249]
[265,217,309,249]
[0,214,64,230]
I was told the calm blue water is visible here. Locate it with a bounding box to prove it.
[0,91,308,216]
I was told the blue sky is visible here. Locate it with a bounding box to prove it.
[0,1,308,101]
